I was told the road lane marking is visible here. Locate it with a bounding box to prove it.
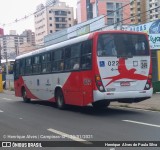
[0,109,4,112]
[47,128,91,144]
[2,98,12,101]
[123,120,160,128]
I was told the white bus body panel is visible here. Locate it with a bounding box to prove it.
[23,73,70,100]
[94,56,152,102]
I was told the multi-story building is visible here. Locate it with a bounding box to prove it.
[21,30,35,46]
[130,0,147,24]
[147,0,160,22]
[34,0,74,45]
[18,43,37,55]
[0,30,27,59]
[77,0,130,26]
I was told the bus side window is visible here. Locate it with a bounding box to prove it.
[20,59,25,75]
[52,49,64,72]
[81,40,92,69]
[33,55,41,74]
[64,47,72,70]
[42,53,51,73]
[25,57,32,75]
[71,43,81,70]
[14,60,20,79]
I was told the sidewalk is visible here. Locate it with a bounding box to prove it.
[2,90,160,111]
[110,94,160,111]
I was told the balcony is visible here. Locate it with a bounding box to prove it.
[54,11,67,16]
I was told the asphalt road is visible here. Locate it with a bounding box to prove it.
[0,92,160,150]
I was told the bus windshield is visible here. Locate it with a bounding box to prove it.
[97,33,149,57]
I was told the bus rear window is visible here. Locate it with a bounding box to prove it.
[97,33,149,57]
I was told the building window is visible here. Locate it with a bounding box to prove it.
[50,24,52,26]
[50,30,53,33]
[56,24,59,28]
[107,2,114,10]
[49,17,52,20]
[49,10,52,13]
[107,10,114,17]
[137,2,140,5]
[107,18,114,25]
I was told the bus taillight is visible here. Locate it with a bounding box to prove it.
[144,74,152,90]
[95,75,105,92]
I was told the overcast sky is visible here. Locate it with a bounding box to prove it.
[0,0,76,35]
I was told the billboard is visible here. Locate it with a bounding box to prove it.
[122,19,160,50]
[67,15,105,39]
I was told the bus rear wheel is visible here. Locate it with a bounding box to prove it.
[56,90,66,109]
[92,101,110,109]
[22,88,30,103]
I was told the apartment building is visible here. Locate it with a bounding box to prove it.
[77,0,130,26]
[21,30,35,46]
[147,0,160,22]
[34,0,74,45]
[130,0,148,24]
[0,30,27,59]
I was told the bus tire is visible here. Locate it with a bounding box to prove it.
[56,90,66,109]
[92,101,110,109]
[22,88,30,103]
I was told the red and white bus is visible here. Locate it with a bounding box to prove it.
[14,31,153,109]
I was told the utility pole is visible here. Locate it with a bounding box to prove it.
[120,4,123,30]
[15,45,19,56]
[5,51,8,75]
[114,3,117,30]
[0,44,3,92]
[95,0,98,17]
[0,44,1,66]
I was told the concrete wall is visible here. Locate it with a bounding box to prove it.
[6,74,14,90]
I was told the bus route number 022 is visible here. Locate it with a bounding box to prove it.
[108,61,119,66]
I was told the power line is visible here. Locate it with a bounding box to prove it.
[1,0,134,51]
[43,4,160,46]
[0,1,58,27]
[43,0,135,45]
[2,0,160,53]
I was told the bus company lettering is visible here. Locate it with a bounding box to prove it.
[130,25,147,32]
[149,35,160,44]
[103,58,148,87]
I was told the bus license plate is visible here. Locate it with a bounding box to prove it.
[120,81,130,86]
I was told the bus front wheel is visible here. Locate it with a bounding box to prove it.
[22,88,31,103]
[56,90,66,109]
[92,101,110,109]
